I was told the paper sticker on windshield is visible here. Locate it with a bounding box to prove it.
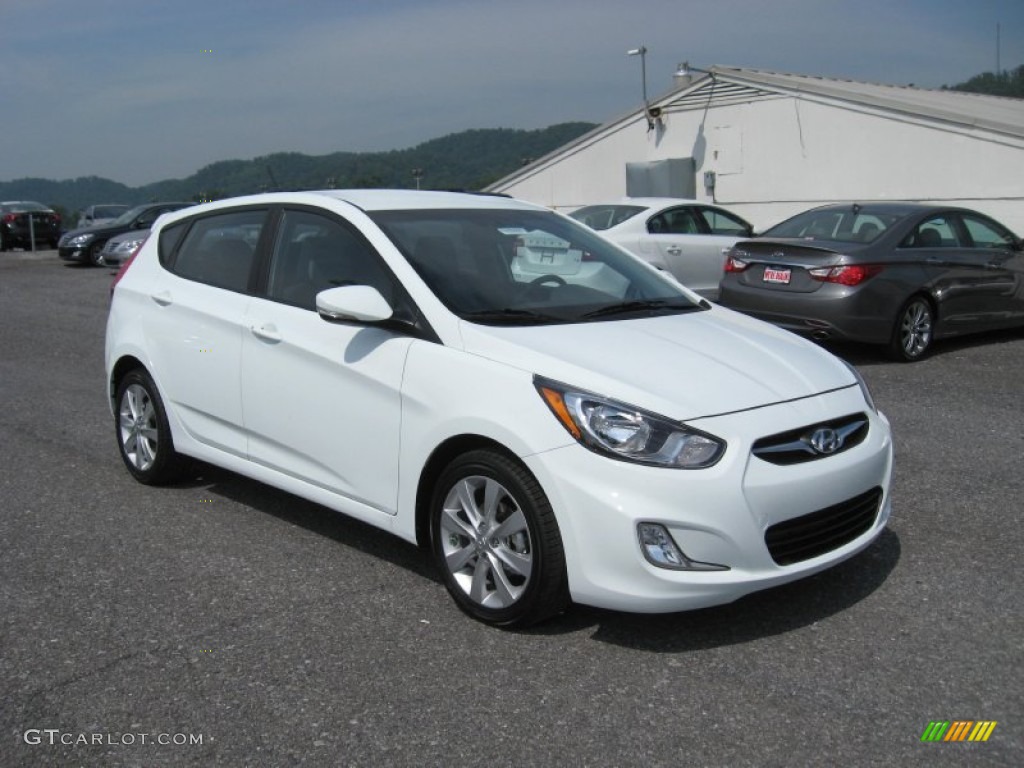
[513,231,582,276]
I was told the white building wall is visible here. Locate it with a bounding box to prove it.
[494,94,1024,233]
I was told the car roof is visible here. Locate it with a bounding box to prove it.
[805,202,945,215]
[165,190,543,216]
[579,197,704,209]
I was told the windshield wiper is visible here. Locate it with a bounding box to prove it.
[461,308,565,325]
[580,299,703,319]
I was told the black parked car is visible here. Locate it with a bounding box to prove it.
[58,202,192,266]
[0,201,61,251]
[718,202,1024,361]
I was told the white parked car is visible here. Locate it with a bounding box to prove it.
[106,190,893,627]
[571,198,754,300]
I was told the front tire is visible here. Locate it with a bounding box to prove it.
[888,296,933,362]
[115,369,188,484]
[88,241,105,266]
[430,450,569,627]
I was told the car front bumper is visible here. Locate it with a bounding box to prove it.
[58,245,92,262]
[524,385,893,613]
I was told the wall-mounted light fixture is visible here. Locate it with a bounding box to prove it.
[674,61,716,82]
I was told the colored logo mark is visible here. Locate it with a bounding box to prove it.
[921,721,997,742]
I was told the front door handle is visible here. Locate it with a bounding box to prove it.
[151,291,173,306]
[665,246,682,256]
[250,324,282,343]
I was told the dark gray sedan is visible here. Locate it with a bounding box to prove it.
[718,202,1024,361]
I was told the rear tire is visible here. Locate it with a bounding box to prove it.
[115,369,188,484]
[430,449,569,627]
[887,296,933,362]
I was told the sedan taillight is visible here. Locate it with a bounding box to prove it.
[808,264,884,286]
[724,254,750,273]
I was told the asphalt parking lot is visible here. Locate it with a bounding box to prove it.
[1,251,1021,767]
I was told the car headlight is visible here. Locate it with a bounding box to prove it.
[840,360,877,412]
[68,233,94,247]
[534,376,725,468]
[113,238,145,253]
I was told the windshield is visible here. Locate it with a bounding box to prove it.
[110,205,150,227]
[8,202,51,213]
[569,205,646,231]
[764,208,902,244]
[371,208,702,325]
[93,205,128,219]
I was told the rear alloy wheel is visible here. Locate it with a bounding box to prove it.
[888,296,933,362]
[115,369,188,484]
[430,450,569,627]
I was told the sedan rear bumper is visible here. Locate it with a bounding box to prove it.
[719,281,895,344]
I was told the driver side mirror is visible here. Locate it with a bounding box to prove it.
[316,285,393,324]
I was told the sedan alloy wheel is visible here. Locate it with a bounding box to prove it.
[890,297,933,361]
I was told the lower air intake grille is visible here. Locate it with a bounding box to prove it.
[765,487,882,565]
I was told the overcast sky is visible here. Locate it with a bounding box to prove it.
[2,0,1022,186]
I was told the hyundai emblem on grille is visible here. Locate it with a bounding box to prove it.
[809,427,842,454]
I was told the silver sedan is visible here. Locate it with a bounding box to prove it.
[570,198,753,301]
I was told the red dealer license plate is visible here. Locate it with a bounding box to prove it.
[763,267,791,284]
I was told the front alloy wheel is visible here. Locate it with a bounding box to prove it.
[431,450,568,627]
[889,297,933,361]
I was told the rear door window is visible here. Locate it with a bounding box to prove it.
[904,216,960,248]
[170,209,267,292]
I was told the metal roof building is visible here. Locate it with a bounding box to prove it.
[486,67,1024,232]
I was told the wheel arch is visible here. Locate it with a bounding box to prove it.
[414,434,530,549]
[109,355,148,408]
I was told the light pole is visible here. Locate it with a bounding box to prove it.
[626,46,649,113]
[411,168,424,190]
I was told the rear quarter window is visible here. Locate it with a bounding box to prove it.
[158,222,187,266]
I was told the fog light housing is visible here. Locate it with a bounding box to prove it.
[637,523,728,571]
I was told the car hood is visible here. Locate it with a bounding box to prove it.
[63,223,130,239]
[457,307,855,421]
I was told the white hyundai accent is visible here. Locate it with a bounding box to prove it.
[105,190,893,627]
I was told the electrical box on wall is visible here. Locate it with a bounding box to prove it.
[704,171,716,190]
[625,158,696,198]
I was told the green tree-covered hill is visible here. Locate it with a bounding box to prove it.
[946,64,1024,97]
[0,122,596,217]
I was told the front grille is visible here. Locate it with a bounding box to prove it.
[752,413,868,465]
[764,487,882,565]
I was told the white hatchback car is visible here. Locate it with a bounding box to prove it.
[106,190,893,627]
[570,198,754,301]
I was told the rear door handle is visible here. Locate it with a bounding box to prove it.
[250,323,282,343]
[665,246,682,255]
[151,291,173,306]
